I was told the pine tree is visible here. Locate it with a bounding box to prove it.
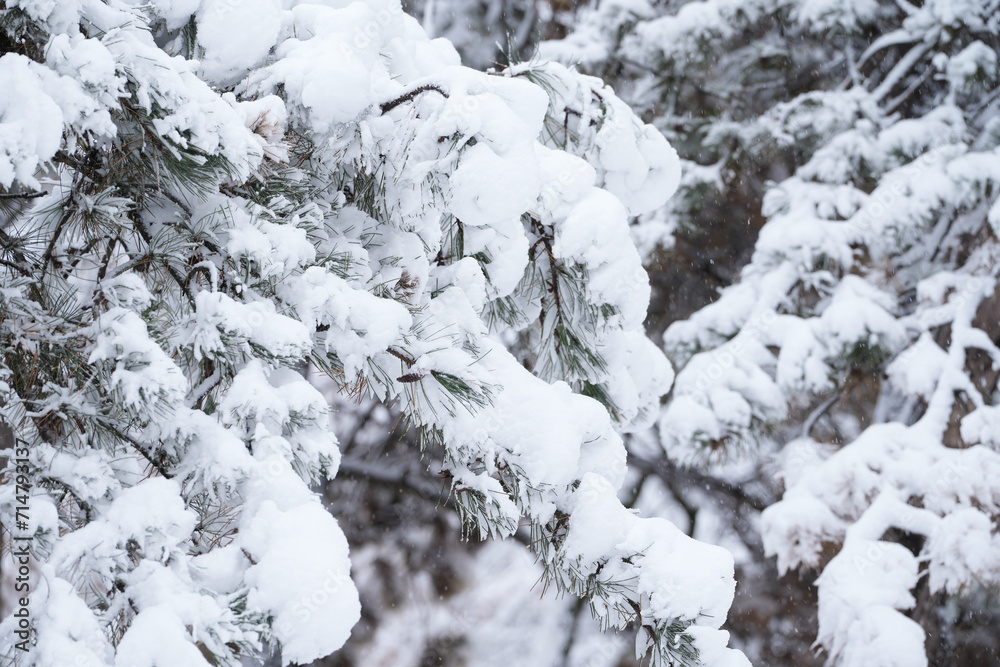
[545,0,1000,664]
[401,0,543,69]
[0,2,749,666]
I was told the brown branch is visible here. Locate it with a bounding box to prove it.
[41,206,74,274]
[104,423,174,480]
[628,453,770,512]
[95,236,122,284]
[0,190,46,200]
[380,84,448,114]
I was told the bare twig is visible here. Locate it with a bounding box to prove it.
[380,84,449,115]
[627,453,770,511]
[0,190,46,200]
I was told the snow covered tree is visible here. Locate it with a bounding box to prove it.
[401,0,542,69]
[544,0,1000,665]
[0,2,751,666]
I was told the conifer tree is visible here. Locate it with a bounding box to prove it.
[545,0,1000,664]
[0,2,749,666]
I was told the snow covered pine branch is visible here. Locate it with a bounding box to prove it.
[0,2,748,666]
[545,0,1000,665]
